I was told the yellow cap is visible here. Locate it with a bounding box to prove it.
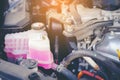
[116,49,120,59]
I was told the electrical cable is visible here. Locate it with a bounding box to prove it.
[60,50,120,76]
[77,70,104,80]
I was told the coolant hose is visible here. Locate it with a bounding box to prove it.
[60,50,120,75]
[52,63,78,80]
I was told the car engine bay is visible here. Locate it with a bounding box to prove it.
[0,0,120,80]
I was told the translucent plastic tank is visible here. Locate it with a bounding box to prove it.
[27,22,53,69]
[4,22,54,69]
[4,31,29,63]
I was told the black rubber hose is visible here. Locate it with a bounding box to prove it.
[61,50,120,75]
[97,70,109,80]
[80,78,90,80]
[55,64,78,80]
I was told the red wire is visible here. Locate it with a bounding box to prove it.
[78,70,104,80]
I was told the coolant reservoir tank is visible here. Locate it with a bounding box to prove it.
[28,22,53,69]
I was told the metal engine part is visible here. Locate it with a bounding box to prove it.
[1,0,120,80]
[93,0,120,10]
[4,0,30,27]
[95,31,120,61]
[0,59,57,80]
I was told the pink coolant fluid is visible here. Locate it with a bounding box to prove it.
[28,22,54,69]
[4,22,54,69]
[4,31,29,63]
[6,50,27,63]
[28,48,53,69]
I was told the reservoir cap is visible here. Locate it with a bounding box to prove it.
[31,22,45,30]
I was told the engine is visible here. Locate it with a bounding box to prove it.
[95,31,120,61]
[0,0,120,80]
